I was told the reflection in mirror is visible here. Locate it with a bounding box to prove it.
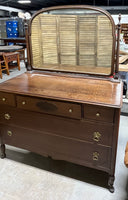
[31,8,113,75]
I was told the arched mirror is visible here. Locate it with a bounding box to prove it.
[29,6,115,76]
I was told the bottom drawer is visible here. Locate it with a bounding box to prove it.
[1,125,111,172]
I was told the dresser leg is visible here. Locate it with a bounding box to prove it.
[0,144,6,159]
[108,175,115,193]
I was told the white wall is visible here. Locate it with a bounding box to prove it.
[112,14,128,24]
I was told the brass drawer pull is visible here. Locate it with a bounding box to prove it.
[96,112,100,117]
[93,132,101,142]
[2,97,6,102]
[93,152,99,161]
[7,131,12,137]
[22,101,26,105]
[69,108,73,113]
[4,113,11,120]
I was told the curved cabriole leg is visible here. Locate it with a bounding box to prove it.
[1,144,6,159]
[108,175,115,193]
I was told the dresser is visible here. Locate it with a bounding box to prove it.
[0,5,123,193]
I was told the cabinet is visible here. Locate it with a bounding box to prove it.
[0,5,122,193]
[121,23,128,44]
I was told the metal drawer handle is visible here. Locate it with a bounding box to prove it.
[93,152,99,161]
[96,112,100,117]
[2,97,6,102]
[93,132,101,142]
[69,108,73,113]
[22,101,26,105]
[4,113,11,120]
[7,130,12,137]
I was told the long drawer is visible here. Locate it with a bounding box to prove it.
[1,124,111,171]
[0,106,113,146]
[16,95,81,119]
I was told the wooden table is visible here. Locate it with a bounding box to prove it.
[0,38,26,45]
[0,45,23,53]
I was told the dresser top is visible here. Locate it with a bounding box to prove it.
[0,72,123,108]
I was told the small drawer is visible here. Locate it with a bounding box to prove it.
[84,104,114,123]
[0,92,16,107]
[16,95,81,119]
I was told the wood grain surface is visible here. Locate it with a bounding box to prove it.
[0,71,122,108]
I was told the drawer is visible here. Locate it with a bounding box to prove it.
[1,125,111,171]
[16,95,81,119]
[0,92,16,107]
[0,106,113,146]
[84,104,114,123]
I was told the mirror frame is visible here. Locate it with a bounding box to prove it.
[28,5,116,77]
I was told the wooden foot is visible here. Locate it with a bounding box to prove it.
[108,175,115,193]
[1,144,6,159]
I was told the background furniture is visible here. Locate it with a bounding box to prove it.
[6,20,18,39]
[0,5,122,193]
[0,59,9,79]
[0,45,23,53]
[0,38,26,45]
[124,142,128,167]
[121,24,128,44]
[0,52,20,78]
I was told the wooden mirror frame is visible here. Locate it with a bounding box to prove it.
[27,5,117,77]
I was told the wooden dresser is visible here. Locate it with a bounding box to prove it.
[0,5,123,193]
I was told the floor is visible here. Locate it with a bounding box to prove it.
[0,63,128,200]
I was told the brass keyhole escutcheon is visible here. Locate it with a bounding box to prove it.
[96,112,100,117]
[4,113,11,120]
[93,132,101,142]
[7,131,12,137]
[22,101,26,105]
[2,97,6,102]
[93,152,99,161]
[69,108,73,113]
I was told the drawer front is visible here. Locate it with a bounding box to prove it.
[0,92,16,107]
[16,95,81,119]
[0,106,113,146]
[84,104,114,123]
[1,125,111,171]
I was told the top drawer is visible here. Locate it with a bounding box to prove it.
[0,92,16,107]
[16,95,81,119]
[84,104,114,123]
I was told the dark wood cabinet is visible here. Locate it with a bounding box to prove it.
[0,5,122,193]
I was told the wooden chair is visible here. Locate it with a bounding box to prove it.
[124,142,128,167]
[16,48,25,63]
[0,52,20,79]
[0,55,9,79]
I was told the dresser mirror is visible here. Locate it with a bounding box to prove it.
[29,6,115,76]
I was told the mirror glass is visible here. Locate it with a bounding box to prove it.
[31,8,113,75]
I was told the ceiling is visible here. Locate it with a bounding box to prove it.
[0,0,128,12]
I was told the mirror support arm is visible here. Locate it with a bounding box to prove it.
[114,14,121,79]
